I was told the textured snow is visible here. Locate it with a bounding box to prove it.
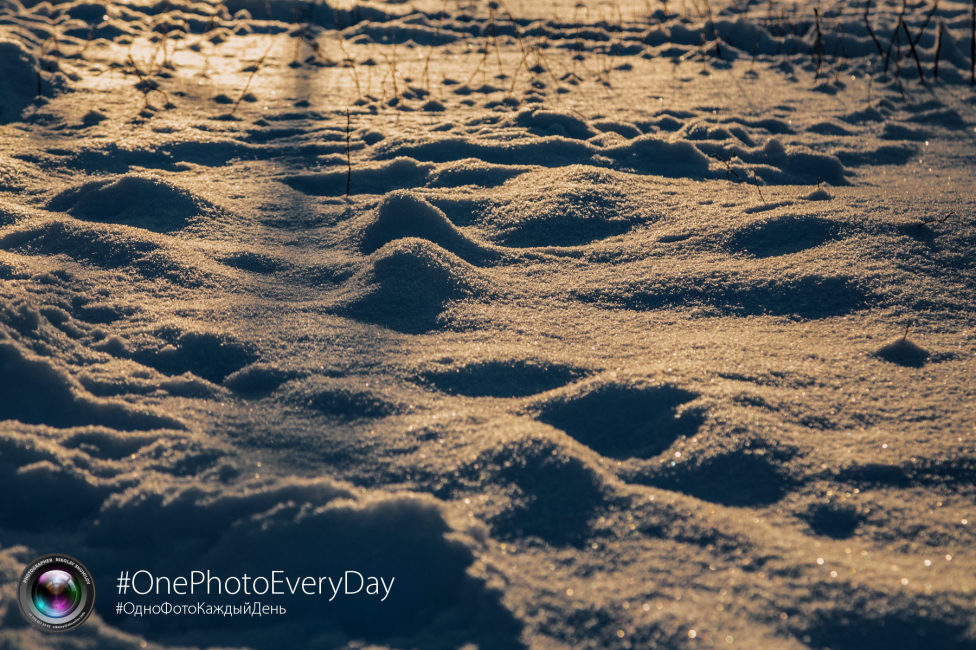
[1,0,976,648]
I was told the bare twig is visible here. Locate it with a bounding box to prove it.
[884,0,908,74]
[724,155,767,207]
[345,109,352,197]
[915,211,956,227]
[813,7,823,79]
[126,54,169,110]
[864,0,883,56]
[971,0,975,85]
[901,19,926,83]
[421,0,449,96]
[336,36,362,99]
[913,1,939,46]
[232,42,273,115]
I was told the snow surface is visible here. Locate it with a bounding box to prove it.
[1,0,975,648]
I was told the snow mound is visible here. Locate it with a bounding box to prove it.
[807,121,854,136]
[749,138,848,185]
[580,273,870,319]
[0,220,203,286]
[360,191,498,264]
[475,436,609,546]
[0,39,40,123]
[707,137,849,185]
[882,122,929,141]
[374,134,596,166]
[875,336,930,367]
[283,376,400,419]
[47,175,215,232]
[223,362,299,397]
[220,250,289,274]
[60,430,159,461]
[516,108,598,139]
[530,380,703,460]
[725,215,850,257]
[0,433,110,530]
[131,331,258,383]
[837,143,917,167]
[420,358,585,398]
[638,448,793,507]
[803,188,834,201]
[330,238,489,334]
[484,167,655,247]
[427,158,529,188]
[605,134,713,177]
[0,341,183,431]
[282,157,433,196]
[92,481,520,647]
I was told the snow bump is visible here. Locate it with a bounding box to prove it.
[330,238,490,333]
[48,174,217,232]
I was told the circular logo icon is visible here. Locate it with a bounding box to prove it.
[18,554,96,632]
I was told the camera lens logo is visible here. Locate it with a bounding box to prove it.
[18,554,95,632]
